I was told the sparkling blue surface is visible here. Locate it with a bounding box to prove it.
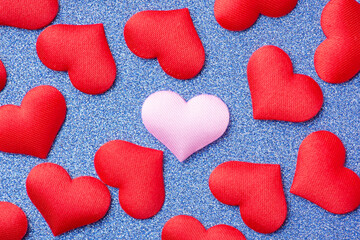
[0,0,359,239]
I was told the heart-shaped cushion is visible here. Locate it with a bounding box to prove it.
[124,8,205,80]
[291,131,360,214]
[94,140,165,219]
[0,59,6,91]
[142,91,230,162]
[214,0,298,31]
[0,85,66,159]
[0,0,58,30]
[0,202,27,240]
[37,24,116,95]
[209,161,287,234]
[162,215,246,240]
[26,163,111,236]
[314,0,360,83]
[247,45,323,122]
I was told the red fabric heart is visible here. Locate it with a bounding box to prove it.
[247,45,323,122]
[291,131,360,214]
[124,8,205,80]
[0,85,66,159]
[314,0,360,83]
[26,162,111,236]
[214,0,298,31]
[94,140,165,219]
[0,202,27,240]
[209,161,287,234]
[0,59,6,91]
[0,0,58,30]
[37,24,116,95]
[162,215,246,240]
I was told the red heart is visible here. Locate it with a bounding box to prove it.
[291,131,360,214]
[214,0,298,31]
[36,24,117,95]
[124,8,205,80]
[0,0,58,30]
[0,202,27,240]
[247,45,323,122]
[209,161,287,234]
[26,163,111,236]
[0,85,66,159]
[162,215,246,240]
[94,140,165,219]
[0,59,6,91]
[314,0,360,83]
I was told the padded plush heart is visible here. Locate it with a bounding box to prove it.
[124,8,205,80]
[291,131,360,214]
[214,0,298,31]
[209,161,287,234]
[0,0,58,30]
[247,45,323,122]
[37,24,116,95]
[142,91,230,162]
[0,85,66,159]
[0,59,6,91]
[26,163,111,236]
[0,202,27,240]
[162,215,246,240]
[94,140,165,219]
[314,0,360,83]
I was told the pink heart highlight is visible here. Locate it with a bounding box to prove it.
[142,91,230,162]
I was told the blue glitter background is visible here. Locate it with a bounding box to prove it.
[0,0,359,239]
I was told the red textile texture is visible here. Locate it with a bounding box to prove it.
[214,0,298,31]
[124,8,205,80]
[314,0,360,84]
[247,45,323,122]
[37,24,116,95]
[0,202,27,240]
[291,131,360,214]
[0,85,66,159]
[162,215,246,240]
[94,140,165,219]
[0,59,6,91]
[209,161,287,234]
[26,163,111,236]
[0,0,58,30]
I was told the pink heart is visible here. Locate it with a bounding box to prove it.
[142,91,229,162]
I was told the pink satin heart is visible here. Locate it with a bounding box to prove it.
[142,91,229,162]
